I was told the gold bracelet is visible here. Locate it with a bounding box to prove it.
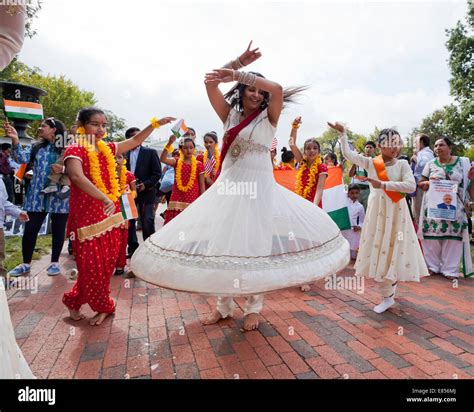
[150,117,161,129]
[292,124,300,129]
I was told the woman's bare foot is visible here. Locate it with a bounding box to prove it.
[89,312,111,326]
[68,309,85,321]
[243,313,259,331]
[202,310,226,325]
[300,284,311,292]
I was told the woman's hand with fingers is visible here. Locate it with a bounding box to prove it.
[3,121,19,144]
[102,197,116,216]
[239,40,262,66]
[168,134,177,145]
[292,116,302,127]
[157,117,176,126]
[327,121,346,134]
[206,69,235,84]
[418,180,430,191]
[367,177,382,189]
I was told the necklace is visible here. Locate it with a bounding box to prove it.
[439,156,453,165]
[77,138,123,202]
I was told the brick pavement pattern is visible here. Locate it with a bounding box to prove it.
[6,248,474,380]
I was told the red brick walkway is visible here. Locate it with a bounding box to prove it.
[6,246,474,380]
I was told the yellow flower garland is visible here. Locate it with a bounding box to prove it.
[76,137,123,202]
[119,159,128,195]
[176,155,198,193]
[203,146,220,175]
[296,156,322,200]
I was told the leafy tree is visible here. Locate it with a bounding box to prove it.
[1,60,97,128]
[1,61,127,140]
[25,0,43,39]
[104,110,127,142]
[411,1,473,147]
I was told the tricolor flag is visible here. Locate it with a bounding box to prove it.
[273,169,297,192]
[4,100,44,121]
[322,166,351,230]
[14,164,28,182]
[271,137,278,151]
[204,153,216,175]
[120,192,138,220]
[171,119,189,138]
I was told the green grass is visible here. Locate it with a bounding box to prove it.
[4,235,52,271]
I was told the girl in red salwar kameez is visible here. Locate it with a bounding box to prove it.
[160,136,206,225]
[288,116,328,292]
[196,131,220,189]
[63,107,175,325]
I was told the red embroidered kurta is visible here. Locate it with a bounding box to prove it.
[164,160,204,224]
[62,142,124,314]
[197,153,218,189]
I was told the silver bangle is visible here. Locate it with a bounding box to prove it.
[237,71,257,87]
[223,57,244,70]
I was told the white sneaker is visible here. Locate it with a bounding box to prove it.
[373,297,395,314]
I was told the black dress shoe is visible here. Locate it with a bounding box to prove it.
[114,268,125,276]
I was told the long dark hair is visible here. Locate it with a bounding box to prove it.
[325,152,338,166]
[179,137,196,149]
[203,131,218,144]
[27,118,67,173]
[77,107,106,126]
[223,72,307,112]
[281,147,295,163]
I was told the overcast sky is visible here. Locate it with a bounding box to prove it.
[17,0,468,149]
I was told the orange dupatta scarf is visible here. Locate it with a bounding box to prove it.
[373,155,405,203]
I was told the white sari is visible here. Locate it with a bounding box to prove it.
[0,279,35,379]
[0,4,25,70]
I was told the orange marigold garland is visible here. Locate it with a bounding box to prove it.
[76,135,124,202]
[176,155,197,193]
[295,156,322,200]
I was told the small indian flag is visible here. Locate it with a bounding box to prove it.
[322,167,351,231]
[14,163,27,182]
[120,192,138,220]
[4,100,44,121]
[171,119,189,138]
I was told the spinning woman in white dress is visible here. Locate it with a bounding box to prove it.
[0,4,25,70]
[131,43,350,330]
[0,4,34,379]
[1,280,34,379]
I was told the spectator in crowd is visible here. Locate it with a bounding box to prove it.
[411,134,434,223]
[349,141,376,210]
[4,118,70,277]
[125,127,162,257]
[0,143,14,202]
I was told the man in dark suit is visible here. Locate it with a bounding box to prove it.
[437,194,456,211]
[125,127,162,257]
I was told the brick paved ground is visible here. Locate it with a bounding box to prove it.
[5,244,474,380]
